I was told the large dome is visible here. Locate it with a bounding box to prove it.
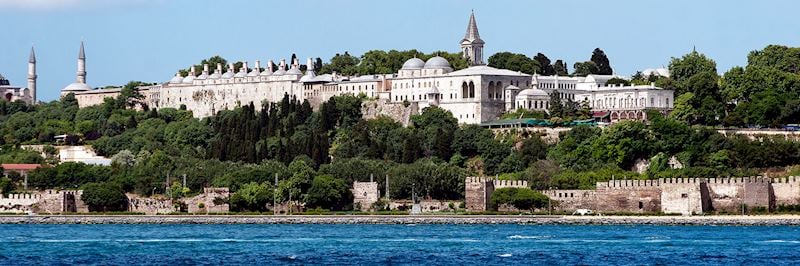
[517,88,548,98]
[401,58,425,70]
[424,56,451,69]
[63,82,91,92]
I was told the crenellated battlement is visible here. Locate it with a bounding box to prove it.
[1,193,41,200]
[465,176,493,184]
[597,179,660,189]
[704,176,772,184]
[493,179,528,189]
[771,176,800,184]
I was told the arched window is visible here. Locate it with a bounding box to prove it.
[469,81,475,98]
[488,81,495,99]
[462,81,468,99]
[496,82,503,99]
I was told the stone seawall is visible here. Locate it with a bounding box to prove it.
[3,215,800,225]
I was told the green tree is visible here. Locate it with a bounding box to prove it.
[229,182,273,212]
[573,61,599,76]
[487,52,540,74]
[81,182,127,212]
[304,175,352,211]
[590,48,613,75]
[533,53,555,75]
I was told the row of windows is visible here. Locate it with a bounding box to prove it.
[540,83,576,89]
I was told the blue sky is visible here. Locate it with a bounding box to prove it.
[1,0,799,101]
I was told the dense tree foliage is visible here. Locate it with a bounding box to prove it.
[81,182,127,212]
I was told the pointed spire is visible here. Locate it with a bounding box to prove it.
[78,41,85,59]
[29,47,36,63]
[463,10,482,43]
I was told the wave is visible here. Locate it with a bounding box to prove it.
[763,240,800,244]
[507,235,553,239]
[497,253,513,257]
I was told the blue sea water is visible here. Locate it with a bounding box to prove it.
[1,224,799,265]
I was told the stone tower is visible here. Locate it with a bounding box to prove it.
[460,11,485,66]
[27,47,37,104]
[77,41,86,84]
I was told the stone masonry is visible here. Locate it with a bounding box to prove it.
[352,181,379,211]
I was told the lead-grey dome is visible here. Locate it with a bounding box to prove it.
[424,56,451,69]
[63,82,91,92]
[402,58,425,70]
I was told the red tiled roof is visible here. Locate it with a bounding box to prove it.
[1,164,41,171]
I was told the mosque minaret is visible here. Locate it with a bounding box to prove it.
[61,42,92,96]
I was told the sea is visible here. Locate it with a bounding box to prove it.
[1,224,799,265]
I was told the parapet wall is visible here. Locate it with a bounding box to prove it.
[127,194,176,214]
[351,182,379,211]
[186,187,230,214]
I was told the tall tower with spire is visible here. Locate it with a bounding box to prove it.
[460,11,485,66]
[27,47,37,104]
[77,41,86,84]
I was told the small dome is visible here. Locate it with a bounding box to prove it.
[424,56,451,69]
[196,73,208,80]
[209,72,222,79]
[273,68,286,75]
[221,70,235,79]
[517,88,548,98]
[424,85,440,95]
[234,70,247,78]
[182,75,195,84]
[63,82,91,92]
[260,69,272,76]
[169,75,184,84]
[286,68,302,75]
[402,58,425,70]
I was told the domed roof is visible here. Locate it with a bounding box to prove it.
[234,70,247,78]
[273,68,286,75]
[196,73,208,80]
[63,82,91,92]
[209,71,222,79]
[402,58,425,70]
[517,88,548,98]
[424,56,451,69]
[286,67,302,75]
[424,85,440,95]
[182,75,195,84]
[221,70,235,79]
[169,74,184,84]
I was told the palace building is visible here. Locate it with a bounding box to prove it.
[64,11,674,124]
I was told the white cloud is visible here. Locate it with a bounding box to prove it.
[0,0,155,10]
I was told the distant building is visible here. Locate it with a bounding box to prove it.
[575,83,673,122]
[0,47,37,104]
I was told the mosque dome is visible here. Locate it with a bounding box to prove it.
[401,58,425,70]
[63,82,91,92]
[182,75,195,84]
[517,88,548,98]
[424,56,451,69]
[169,74,184,84]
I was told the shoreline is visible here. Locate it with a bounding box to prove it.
[2,215,800,225]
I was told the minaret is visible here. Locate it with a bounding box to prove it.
[460,11,485,66]
[305,58,316,76]
[27,47,37,104]
[77,41,87,84]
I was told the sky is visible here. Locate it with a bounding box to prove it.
[1,0,799,101]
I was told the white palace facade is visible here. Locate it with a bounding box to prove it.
[64,12,674,124]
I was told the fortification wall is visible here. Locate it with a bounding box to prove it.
[493,180,528,189]
[596,179,661,213]
[772,176,800,206]
[388,200,461,213]
[0,193,40,213]
[703,177,773,213]
[544,190,596,212]
[127,194,176,214]
[465,177,494,212]
[351,182,379,211]
[186,187,230,214]
[660,178,704,215]
[361,99,419,126]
